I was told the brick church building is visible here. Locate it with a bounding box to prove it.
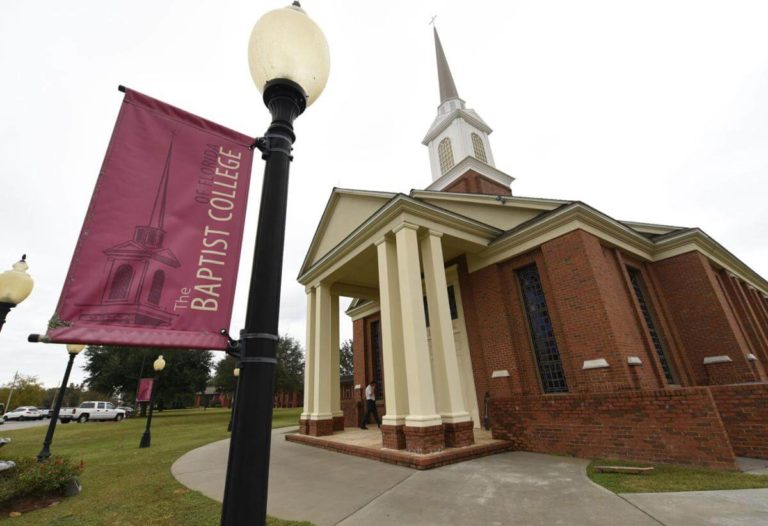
[296,29,768,469]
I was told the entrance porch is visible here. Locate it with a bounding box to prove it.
[298,194,500,454]
[286,427,513,470]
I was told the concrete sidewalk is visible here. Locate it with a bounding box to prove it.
[172,428,768,525]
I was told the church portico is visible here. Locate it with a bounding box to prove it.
[299,207,490,451]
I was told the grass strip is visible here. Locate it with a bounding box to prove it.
[0,407,311,525]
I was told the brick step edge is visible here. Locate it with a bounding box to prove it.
[285,433,515,470]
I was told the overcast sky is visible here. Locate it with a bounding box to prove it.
[1,0,767,388]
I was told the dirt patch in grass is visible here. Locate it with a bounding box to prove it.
[587,458,768,493]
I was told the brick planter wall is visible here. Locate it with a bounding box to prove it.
[444,421,475,447]
[489,387,737,469]
[342,399,361,428]
[710,383,768,459]
[405,424,445,454]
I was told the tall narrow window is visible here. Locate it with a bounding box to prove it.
[471,133,487,162]
[438,138,454,174]
[627,267,677,384]
[148,270,165,305]
[109,264,133,300]
[423,285,460,327]
[370,320,384,398]
[517,265,568,393]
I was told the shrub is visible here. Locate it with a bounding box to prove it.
[0,456,84,505]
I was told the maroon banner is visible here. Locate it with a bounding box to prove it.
[46,88,253,349]
[136,378,154,402]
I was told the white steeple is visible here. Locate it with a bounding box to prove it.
[423,28,513,193]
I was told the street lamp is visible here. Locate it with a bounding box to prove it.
[227,366,240,433]
[139,355,166,448]
[221,3,329,525]
[0,255,34,333]
[37,343,86,462]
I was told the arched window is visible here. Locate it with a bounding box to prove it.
[109,264,133,300]
[438,138,454,175]
[471,133,487,163]
[148,270,165,305]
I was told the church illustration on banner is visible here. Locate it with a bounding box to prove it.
[79,136,180,327]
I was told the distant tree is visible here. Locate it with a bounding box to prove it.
[275,335,304,393]
[340,339,354,376]
[213,355,238,393]
[83,346,213,409]
[0,374,46,409]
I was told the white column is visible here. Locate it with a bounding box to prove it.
[376,236,409,426]
[394,223,442,428]
[311,282,333,420]
[301,287,316,421]
[330,293,342,420]
[421,230,471,424]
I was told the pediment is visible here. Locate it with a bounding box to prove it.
[302,189,395,273]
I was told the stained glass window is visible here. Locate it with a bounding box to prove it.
[517,265,568,393]
[627,267,676,384]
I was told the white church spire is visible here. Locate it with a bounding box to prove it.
[423,27,513,194]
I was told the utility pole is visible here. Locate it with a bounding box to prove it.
[5,371,18,410]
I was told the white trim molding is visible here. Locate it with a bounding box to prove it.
[491,369,510,378]
[627,356,643,366]
[747,354,758,362]
[703,355,733,365]
[582,358,610,370]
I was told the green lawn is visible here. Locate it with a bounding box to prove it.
[0,407,311,525]
[587,458,768,493]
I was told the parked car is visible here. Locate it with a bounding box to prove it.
[59,401,125,423]
[3,406,42,421]
[37,408,51,418]
[117,406,135,418]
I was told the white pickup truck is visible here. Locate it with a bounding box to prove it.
[59,401,126,423]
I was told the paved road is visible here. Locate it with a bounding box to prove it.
[0,418,49,431]
[174,428,671,525]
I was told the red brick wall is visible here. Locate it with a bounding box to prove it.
[653,252,756,385]
[489,387,737,469]
[539,231,641,392]
[710,383,768,459]
[442,170,512,196]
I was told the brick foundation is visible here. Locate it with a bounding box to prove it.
[490,388,737,469]
[332,415,345,432]
[299,418,309,435]
[381,424,406,450]
[710,383,768,459]
[307,418,334,437]
[404,424,445,454]
[444,421,475,447]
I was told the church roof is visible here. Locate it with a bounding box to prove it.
[299,187,768,296]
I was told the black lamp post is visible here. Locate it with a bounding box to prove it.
[37,343,85,462]
[139,355,166,448]
[220,3,329,525]
[0,255,34,333]
[227,365,240,433]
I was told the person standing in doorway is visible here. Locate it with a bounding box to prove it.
[360,380,381,429]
